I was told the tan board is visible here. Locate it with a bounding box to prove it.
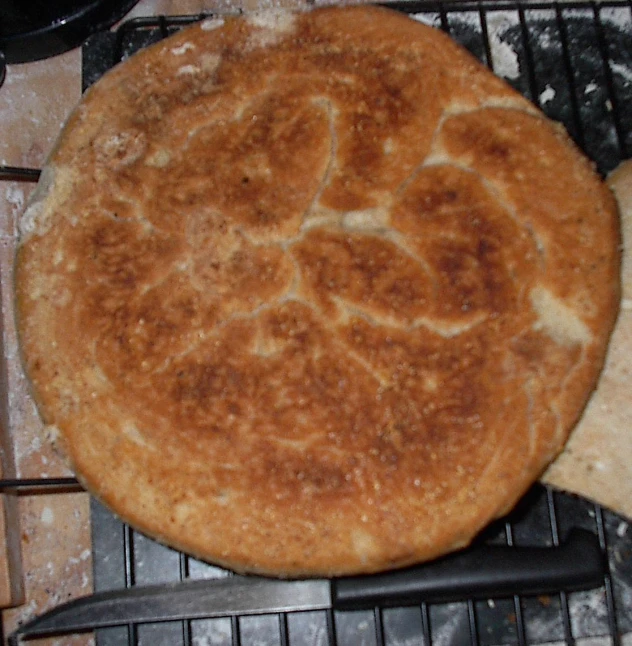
[543,159,632,520]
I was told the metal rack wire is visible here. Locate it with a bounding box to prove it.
[87,485,632,646]
[2,1,632,644]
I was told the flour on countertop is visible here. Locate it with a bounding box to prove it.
[610,62,632,85]
[585,81,599,95]
[410,12,441,28]
[191,620,232,646]
[487,12,521,80]
[418,10,521,80]
[599,6,632,31]
[40,507,54,525]
[428,606,465,646]
[4,185,25,212]
[540,85,556,104]
[536,25,556,50]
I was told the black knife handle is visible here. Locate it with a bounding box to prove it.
[331,528,604,610]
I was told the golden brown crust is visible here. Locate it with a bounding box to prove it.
[14,5,620,576]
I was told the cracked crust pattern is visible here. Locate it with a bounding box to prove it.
[14,6,620,576]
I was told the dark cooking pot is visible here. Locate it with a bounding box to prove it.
[0,0,140,86]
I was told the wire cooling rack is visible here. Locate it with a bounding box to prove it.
[2,1,632,644]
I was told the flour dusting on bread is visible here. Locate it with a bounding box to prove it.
[530,286,592,345]
[19,165,74,239]
[245,10,297,49]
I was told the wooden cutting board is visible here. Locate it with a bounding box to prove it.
[543,159,632,521]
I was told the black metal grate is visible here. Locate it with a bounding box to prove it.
[87,485,632,646]
[2,1,632,644]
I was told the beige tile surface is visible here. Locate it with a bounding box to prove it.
[0,31,91,645]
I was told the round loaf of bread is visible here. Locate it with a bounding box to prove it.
[15,5,620,576]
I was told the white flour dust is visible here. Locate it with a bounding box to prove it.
[585,81,599,95]
[414,10,522,81]
[410,12,441,28]
[599,6,632,31]
[540,84,557,104]
[486,12,521,80]
[610,61,632,86]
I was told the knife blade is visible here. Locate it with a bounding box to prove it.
[10,528,604,644]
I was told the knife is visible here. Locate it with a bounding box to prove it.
[10,528,604,644]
